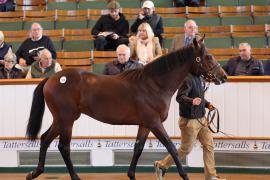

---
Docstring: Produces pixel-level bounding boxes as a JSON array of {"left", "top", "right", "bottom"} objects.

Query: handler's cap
[
  {"left": 142, "top": 0, "right": 154, "bottom": 8},
  {"left": 107, "top": 1, "right": 120, "bottom": 9}
]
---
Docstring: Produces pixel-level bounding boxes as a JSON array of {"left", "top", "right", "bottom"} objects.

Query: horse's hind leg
[
  {"left": 58, "top": 120, "right": 80, "bottom": 180},
  {"left": 150, "top": 123, "right": 189, "bottom": 180},
  {"left": 26, "top": 124, "right": 59, "bottom": 180},
  {"left": 127, "top": 126, "right": 150, "bottom": 180}
]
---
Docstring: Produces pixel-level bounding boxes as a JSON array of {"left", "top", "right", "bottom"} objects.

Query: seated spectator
[
  {"left": 263, "top": 59, "right": 270, "bottom": 75},
  {"left": 91, "top": 1, "right": 129, "bottom": 51},
  {"left": 223, "top": 43, "right": 264, "bottom": 76},
  {"left": 16, "top": 22, "right": 56, "bottom": 73},
  {"left": 174, "top": 0, "right": 200, "bottom": 7},
  {"left": 0, "top": 30, "right": 13, "bottom": 66},
  {"left": 0, "top": 0, "right": 14, "bottom": 12},
  {"left": 171, "top": 19, "right": 200, "bottom": 51},
  {"left": 26, "top": 48, "right": 61, "bottom": 79},
  {"left": 103, "top": 44, "right": 143, "bottom": 75},
  {"left": 0, "top": 53, "right": 24, "bottom": 79},
  {"left": 131, "top": 0, "right": 164, "bottom": 45},
  {"left": 129, "top": 22, "right": 162, "bottom": 65}
]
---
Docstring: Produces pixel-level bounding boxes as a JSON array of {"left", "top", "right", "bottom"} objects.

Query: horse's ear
[
  {"left": 193, "top": 34, "right": 206, "bottom": 48},
  {"left": 198, "top": 34, "right": 206, "bottom": 44},
  {"left": 193, "top": 38, "right": 199, "bottom": 48}
]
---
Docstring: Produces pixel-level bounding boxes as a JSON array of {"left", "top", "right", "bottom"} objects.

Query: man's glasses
[{"left": 4, "top": 60, "right": 14, "bottom": 63}]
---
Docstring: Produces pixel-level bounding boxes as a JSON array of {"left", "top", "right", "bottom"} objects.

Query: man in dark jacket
[
  {"left": 174, "top": 0, "right": 200, "bottom": 7},
  {"left": 91, "top": 1, "right": 129, "bottom": 51},
  {"left": 223, "top": 43, "right": 264, "bottom": 76},
  {"left": 154, "top": 73, "right": 226, "bottom": 180},
  {"left": 103, "top": 44, "right": 143, "bottom": 75},
  {"left": 130, "top": 0, "right": 164, "bottom": 45}
]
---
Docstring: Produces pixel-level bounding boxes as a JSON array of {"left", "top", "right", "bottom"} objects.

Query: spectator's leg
[
  {"left": 174, "top": 0, "right": 185, "bottom": 7},
  {"left": 5, "top": 1, "right": 15, "bottom": 11},
  {"left": 104, "top": 39, "right": 116, "bottom": 51},
  {"left": 189, "top": 0, "right": 200, "bottom": 7},
  {"left": 116, "top": 37, "right": 129, "bottom": 46},
  {"left": 0, "top": 4, "right": 6, "bottom": 12},
  {"left": 94, "top": 36, "right": 107, "bottom": 51}
]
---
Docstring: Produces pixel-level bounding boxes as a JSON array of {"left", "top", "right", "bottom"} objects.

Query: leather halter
[{"left": 194, "top": 56, "right": 221, "bottom": 82}]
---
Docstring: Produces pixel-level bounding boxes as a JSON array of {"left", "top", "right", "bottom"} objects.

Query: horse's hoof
[
  {"left": 71, "top": 175, "right": 81, "bottom": 180},
  {"left": 26, "top": 172, "right": 33, "bottom": 180},
  {"left": 182, "top": 175, "right": 189, "bottom": 180}
]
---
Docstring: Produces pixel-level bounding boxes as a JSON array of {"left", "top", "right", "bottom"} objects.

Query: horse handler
[{"left": 154, "top": 73, "right": 226, "bottom": 180}]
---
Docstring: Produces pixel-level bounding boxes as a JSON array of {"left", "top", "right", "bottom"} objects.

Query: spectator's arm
[
  {"left": 15, "top": 43, "right": 23, "bottom": 63},
  {"left": 25, "top": 67, "right": 32, "bottom": 79},
  {"left": 130, "top": 18, "right": 143, "bottom": 34},
  {"left": 91, "top": 17, "right": 104, "bottom": 36},
  {"left": 47, "top": 38, "right": 57, "bottom": 59},
  {"left": 153, "top": 17, "right": 164, "bottom": 37},
  {"left": 119, "top": 20, "right": 129, "bottom": 38},
  {"left": 222, "top": 60, "right": 230, "bottom": 75},
  {"left": 258, "top": 60, "right": 264, "bottom": 75}
]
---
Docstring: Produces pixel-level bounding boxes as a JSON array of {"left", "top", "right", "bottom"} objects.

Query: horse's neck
[{"left": 152, "top": 62, "right": 192, "bottom": 96}]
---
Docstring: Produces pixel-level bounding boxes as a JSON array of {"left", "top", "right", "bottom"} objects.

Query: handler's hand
[
  {"left": 208, "top": 104, "right": 215, "bottom": 111},
  {"left": 192, "top": 97, "right": 201, "bottom": 106}
]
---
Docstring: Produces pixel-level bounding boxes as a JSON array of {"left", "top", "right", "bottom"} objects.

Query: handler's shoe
[{"left": 154, "top": 161, "right": 167, "bottom": 180}]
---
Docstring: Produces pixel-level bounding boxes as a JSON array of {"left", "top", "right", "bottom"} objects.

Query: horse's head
[{"left": 191, "top": 36, "right": 227, "bottom": 85}]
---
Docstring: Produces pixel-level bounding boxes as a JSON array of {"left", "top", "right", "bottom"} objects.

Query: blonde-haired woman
[{"left": 129, "top": 22, "right": 162, "bottom": 65}]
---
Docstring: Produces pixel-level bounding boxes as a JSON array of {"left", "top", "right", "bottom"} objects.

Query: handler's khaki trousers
[{"left": 157, "top": 116, "right": 217, "bottom": 180}]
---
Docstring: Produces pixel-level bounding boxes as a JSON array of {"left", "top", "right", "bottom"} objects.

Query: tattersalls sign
[{"left": 0, "top": 139, "right": 269, "bottom": 152}]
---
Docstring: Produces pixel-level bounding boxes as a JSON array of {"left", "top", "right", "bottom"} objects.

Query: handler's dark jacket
[
  {"left": 176, "top": 74, "right": 210, "bottom": 119},
  {"left": 222, "top": 56, "right": 264, "bottom": 76},
  {"left": 91, "top": 13, "right": 129, "bottom": 38},
  {"left": 103, "top": 59, "right": 143, "bottom": 75}
]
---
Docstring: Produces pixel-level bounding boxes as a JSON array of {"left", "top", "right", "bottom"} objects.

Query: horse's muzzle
[{"left": 214, "top": 74, "right": 227, "bottom": 85}]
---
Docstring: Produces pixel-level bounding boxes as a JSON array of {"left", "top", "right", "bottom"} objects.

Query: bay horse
[{"left": 26, "top": 38, "right": 226, "bottom": 180}]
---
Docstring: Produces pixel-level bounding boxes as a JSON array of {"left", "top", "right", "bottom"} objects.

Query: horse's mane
[{"left": 118, "top": 45, "right": 195, "bottom": 81}]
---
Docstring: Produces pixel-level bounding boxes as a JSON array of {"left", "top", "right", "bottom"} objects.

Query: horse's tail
[{"left": 26, "top": 78, "right": 49, "bottom": 141}]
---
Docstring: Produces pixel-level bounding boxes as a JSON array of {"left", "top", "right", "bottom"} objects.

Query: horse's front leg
[
  {"left": 127, "top": 126, "right": 150, "bottom": 180},
  {"left": 150, "top": 123, "right": 189, "bottom": 180}
]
